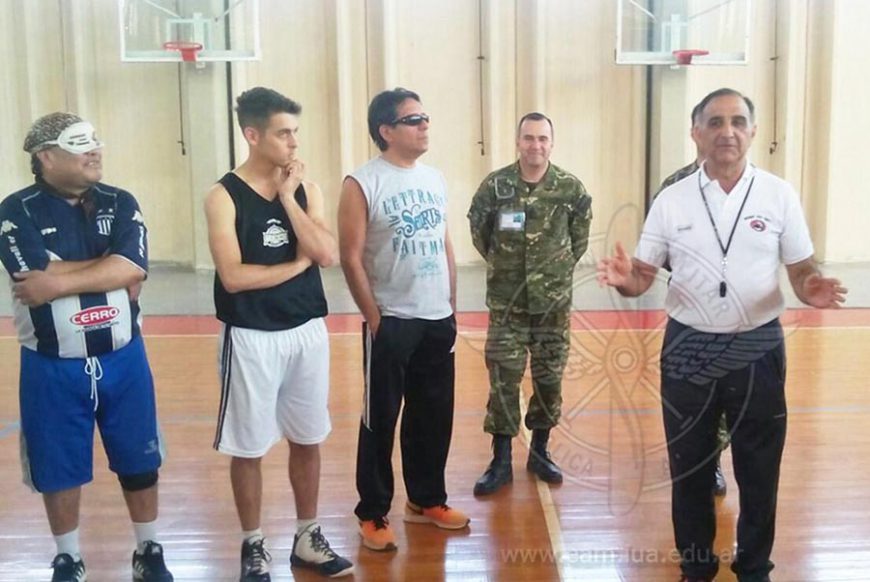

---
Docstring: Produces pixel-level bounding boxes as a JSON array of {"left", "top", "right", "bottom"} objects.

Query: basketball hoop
[
  {"left": 163, "top": 41, "right": 203, "bottom": 63},
  {"left": 672, "top": 49, "right": 709, "bottom": 66}
]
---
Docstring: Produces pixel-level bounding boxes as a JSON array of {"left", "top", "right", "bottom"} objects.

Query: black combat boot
[
  {"left": 527, "top": 429, "right": 563, "bottom": 484},
  {"left": 473, "top": 435, "right": 513, "bottom": 496}
]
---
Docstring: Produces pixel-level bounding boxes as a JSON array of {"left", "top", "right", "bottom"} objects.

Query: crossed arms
[
  {"left": 13, "top": 256, "right": 145, "bottom": 307},
  {"left": 203, "top": 176, "right": 337, "bottom": 294}
]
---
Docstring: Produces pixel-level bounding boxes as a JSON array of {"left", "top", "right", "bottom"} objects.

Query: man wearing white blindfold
[{"left": 0, "top": 112, "right": 174, "bottom": 581}]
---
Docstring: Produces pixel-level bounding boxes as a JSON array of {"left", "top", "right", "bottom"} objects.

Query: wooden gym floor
[{"left": 1, "top": 309, "right": 869, "bottom": 581}]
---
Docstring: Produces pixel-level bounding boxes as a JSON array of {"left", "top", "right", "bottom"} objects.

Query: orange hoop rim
[
  {"left": 162, "top": 41, "right": 203, "bottom": 62},
  {"left": 672, "top": 49, "right": 710, "bottom": 66}
]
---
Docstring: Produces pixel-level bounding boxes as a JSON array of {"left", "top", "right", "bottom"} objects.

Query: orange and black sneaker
[
  {"left": 358, "top": 516, "right": 397, "bottom": 551},
  {"left": 403, "top": 502, "right": 470, "bottom": 530}
]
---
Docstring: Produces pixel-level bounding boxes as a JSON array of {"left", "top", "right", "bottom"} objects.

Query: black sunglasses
[{"left": 391, "top": 113, "right": 430, "bottom": 126}]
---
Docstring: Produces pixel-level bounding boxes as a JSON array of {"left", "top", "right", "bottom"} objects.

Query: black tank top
[{"left": 213, "top": 172, "right": 328, "bottom": 330}]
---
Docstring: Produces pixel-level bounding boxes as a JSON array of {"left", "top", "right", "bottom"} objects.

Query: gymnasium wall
[{"left": 1, "top": 0, "right": 868, "bottom": 267}]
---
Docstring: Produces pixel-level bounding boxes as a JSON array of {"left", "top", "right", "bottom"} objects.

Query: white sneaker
[{"left": 290, "top": 524, "right": 354, "bottom": 578}]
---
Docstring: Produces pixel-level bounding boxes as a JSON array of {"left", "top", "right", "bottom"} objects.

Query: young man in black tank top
[{"left": 204, "top": 87, "right": 352, "bottom": 580}]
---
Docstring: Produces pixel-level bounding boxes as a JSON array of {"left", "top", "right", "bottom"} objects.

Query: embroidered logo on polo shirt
[
  {"left": 745, "top": 215, "right": 771, "bottom": 233},
  {"left": 262, "top": 218, "right": 289, "bottom": 248},
  {"left": 0, "top": 220, "right": 16, "bottom": 235}
]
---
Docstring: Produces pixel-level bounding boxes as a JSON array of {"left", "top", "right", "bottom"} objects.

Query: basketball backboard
[
  {"left": 119, "top": 0, "right": 260, "bottom": 62},
  {"left": 616, "top": 0, "right": 751, "bottom": 66}
]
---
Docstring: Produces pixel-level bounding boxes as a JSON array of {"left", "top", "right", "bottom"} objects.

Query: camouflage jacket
[
  {"left": 467, "top": 161, "right": 592, "bottom": 313},
  {"left": 656, "top": 159, "right": 700, "bottom": 197}
]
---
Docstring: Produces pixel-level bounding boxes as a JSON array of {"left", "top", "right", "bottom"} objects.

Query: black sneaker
[
  {"left": 132, "top": 541, "right": 174, "bottom": 581},
  {"left": 51, "top": 553, "right": 86, "bottom": 582},
  {"left": 713, "top": 461, "right": 727, "bottom": 496},
  {"left": 290, "top": 525, "right": 354, "bottom": 578},
  {"left": 240, "top": 537, "right": 272, "bottom": 582}
]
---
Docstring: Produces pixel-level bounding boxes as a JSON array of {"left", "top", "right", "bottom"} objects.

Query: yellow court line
[{"left": 519, "top": 396, "right": 566, "bottom": 581}]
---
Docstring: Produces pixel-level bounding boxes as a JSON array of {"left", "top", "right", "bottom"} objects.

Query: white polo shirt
[{"left": 635, "top": 163, "right": 814, "bottom": 333}]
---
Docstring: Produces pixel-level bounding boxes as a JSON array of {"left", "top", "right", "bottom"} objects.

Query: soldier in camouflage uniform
[
  {"left": 467, "top": 112, "right": 592, "bottom": 496},
  {"left": 658, "top": 159, "right": 700, "bottom": 192},
  {"left": 656, "top": 100, "right": 729, "bottom": 497},
  {"left": 656, "top": 100, "right": 705, "bottom": 194}
]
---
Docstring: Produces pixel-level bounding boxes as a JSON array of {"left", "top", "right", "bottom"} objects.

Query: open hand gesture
[
  {"left": 802, "top": 274, "right": 847, "bottom": 309},
  {"left": 596, "top": 242, "right": 633, "bottom": 288}
]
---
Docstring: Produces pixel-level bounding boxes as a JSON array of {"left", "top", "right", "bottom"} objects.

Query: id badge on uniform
[{"left": 499, "top": 210, "right": 525, "bottom": 231}]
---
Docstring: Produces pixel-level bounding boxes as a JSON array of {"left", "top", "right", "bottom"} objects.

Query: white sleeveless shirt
[{"left": 349, "top": 156, "right": 452, "bottom": 320}]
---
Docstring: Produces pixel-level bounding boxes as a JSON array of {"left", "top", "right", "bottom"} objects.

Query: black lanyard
[{"left": 698, "top": 171, "right": 755, "bottom": 297}]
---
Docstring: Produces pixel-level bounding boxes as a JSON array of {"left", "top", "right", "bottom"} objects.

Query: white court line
[
  {"left": 2, "top": 325, "right": 868, "bottom": 341},
  {"left": 455, "top": 325, "right": 870, "bottom": 336},
  {"left": 141, "top": 333, "right": 220, "bottom": 338},
  {"left": 518, "top": 396, "right": 566, "bottom": 581},
  {"left": 145, "top": 332, "right": 360, "bottom": 338}
]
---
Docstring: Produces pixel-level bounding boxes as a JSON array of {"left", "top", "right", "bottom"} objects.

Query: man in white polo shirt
[
  {"left": 656, "top": 101, "right": 730, "bottom": 499},
  {"left": 597, "top": 88, "right": 847, "bottom": 582}
]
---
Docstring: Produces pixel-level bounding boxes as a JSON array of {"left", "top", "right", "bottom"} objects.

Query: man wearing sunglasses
[
  {"left": 0, "top": 112, "right": 173, "bottom": 581},
  {"left": 468, "top": 112, "right": 593, "bottom": 496},
  {"left": 338, "top": 87, "right": 469, "bottom": 553}
]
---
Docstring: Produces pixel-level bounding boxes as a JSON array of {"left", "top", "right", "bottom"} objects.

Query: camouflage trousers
[{"left": 483, "top": 308, "right": 570, "bottom": 436}]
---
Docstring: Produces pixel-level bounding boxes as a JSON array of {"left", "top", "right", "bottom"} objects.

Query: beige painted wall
[
  {"left": 803, "top": 0, "right": 834, "bottom": 261},
  {"left": 0, "top": 2, "right": 66, "bottom": 195},
  {"left": 2, "top": 0, "right": 869, "bottom": 268},
  {"left": 0, "top": 0, "right": 194, "bottom": 265},
  {"left": 819, "top": 0, "right": 870, "bottom": 262},
  {"left": 536, "top": 0, "right": 647, "bottom": 262}
]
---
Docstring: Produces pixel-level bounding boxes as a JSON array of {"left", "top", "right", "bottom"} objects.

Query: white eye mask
[{"left": 42, "top": 122, "right": 104, "bottom": 154}]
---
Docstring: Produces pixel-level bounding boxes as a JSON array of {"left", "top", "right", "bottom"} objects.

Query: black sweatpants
[
  {"left": 354, "top": 314, "right": 457, "bottom": 521},
  {"left": 661, "top": 318, "right": 786, "bottom": 581}
]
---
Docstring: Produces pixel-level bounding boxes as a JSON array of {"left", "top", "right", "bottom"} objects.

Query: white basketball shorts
[{"left": 213, "top": 317, "right": 332, "bottom": 457}]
